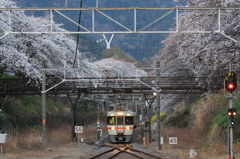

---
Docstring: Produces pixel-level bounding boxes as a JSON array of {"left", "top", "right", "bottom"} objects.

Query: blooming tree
[
  {"left": 152, "top": 0, "right": 240, "bottom": 110},
  {"left": 153, "top": 0, "right": 240, "bottom": 84},
  {"left": 0, "top": 0, "right": 147, "bottom": 83}
]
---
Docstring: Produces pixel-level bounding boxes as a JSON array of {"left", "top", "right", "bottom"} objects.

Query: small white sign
[
  {"left": 75, "top": 126, "right": 83, "bottom": 133},
  {"left": 169, "top": 137, "right": 177, "bottom": 144},
  {"left": 0, "top": 134, "right": 7, "bottom": 143}
]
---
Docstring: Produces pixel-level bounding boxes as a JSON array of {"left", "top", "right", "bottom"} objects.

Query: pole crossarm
[{"left": 0, "top": 7, "right": 239, "bottom": 43}]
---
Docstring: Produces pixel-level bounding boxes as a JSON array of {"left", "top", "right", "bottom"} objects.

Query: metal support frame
[
  {"left": 0, "top": 7, "right": 239, "bottom": 43},
  {"left": 97, "top": 99, "right": 105, "bottom": 141},
  {"left": 41, "top": 66, "right": 156, "bottom": 94},
  {"left": 67, "top": 93, "right": 81, "bottom": 142},
  {"left": 42, "top": 61, "right": 47, "bottom": 148},
  {"left": 156, "top": 61, "right": 161, "bottom": 150},
  {"left": 144, "top": 94, "right": 156, "bottom": 144},
  {"left": 228, "top": 60, "right": 234, "bottom": 159}
]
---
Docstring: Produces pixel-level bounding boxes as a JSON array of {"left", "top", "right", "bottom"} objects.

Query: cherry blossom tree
[
  {"left": 0, "top": 0, "right": 147, "bottom": 83},
  {"left": 152, "top": 0, "right": 240, "bottom": 111},
  {"left": 94, "top": 58, "right": 147, "bottom": 78},
  {"left": 153, "top": 0, "right": 240, "bottom": 84}
]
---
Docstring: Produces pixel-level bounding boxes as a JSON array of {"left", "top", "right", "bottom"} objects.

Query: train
[{"left": 107, "top": 109, "right": 137, "bottom": 143}]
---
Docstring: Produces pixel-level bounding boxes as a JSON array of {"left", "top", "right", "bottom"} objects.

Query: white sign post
[
  {"left": 169, "top": 137, "right": 177, "bottom": 144},
  {"left": 75, "top": 126, "right": 83, "bottom": 151}
]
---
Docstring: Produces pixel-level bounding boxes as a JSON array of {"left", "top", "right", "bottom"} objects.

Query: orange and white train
[{"left": 107, "top": 109, "right": 137, "bottom": 143}]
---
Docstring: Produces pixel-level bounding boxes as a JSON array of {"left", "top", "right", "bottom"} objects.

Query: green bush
[
  {"left": 0, "top": 95, "right": 67, "bottom": 130},
  {"left": 212, "top": 98, "right": 240, "bottom": 129}
]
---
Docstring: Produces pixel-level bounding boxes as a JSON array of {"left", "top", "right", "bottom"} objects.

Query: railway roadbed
[
  {"left": 88, "top": 143, "right": 179, "bottom": 159},
  {"left": 3, "top": 142, "right": 180, "bottom": 159}
]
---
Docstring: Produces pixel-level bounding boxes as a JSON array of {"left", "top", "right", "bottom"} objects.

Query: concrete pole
[
  {"left": 156, "top": 61, "right": 161, "bottom": 150},
  {"left": 42, "top": 60, "right": 47, "bottom": 148}
]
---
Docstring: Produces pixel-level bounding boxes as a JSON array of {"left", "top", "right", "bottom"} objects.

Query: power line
[{"left": 73, "top": 0, "right": 83, "bottom": 67}]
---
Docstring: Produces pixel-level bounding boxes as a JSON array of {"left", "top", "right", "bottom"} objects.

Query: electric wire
[{"left": 73, "top": 0, "right": 83, "bottom": 68}]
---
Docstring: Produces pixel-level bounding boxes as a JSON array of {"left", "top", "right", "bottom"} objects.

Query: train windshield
[
  {"left": 107, "top": 116, "right": 116, "bottom": 125},
  {"left": 125, "top": 116, "right": 134, "bottom": 125},
  {"left": 117, "top": 116, "right": 124, "bottom": 125}
]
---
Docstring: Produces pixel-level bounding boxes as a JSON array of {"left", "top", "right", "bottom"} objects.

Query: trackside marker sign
[
  {"left": 75, "top": 126, "right": 83, "bottom": 133},
  {"left": 169, "top": 137, "right": 177, "bottom": 144}
]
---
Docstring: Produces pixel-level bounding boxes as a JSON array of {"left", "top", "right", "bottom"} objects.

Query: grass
[
  {"left": 213, "top": 98, "right": 240, "bottom": 128},
  {"left": 152, "top": 92, "right": 240, "bottom": 158},
  {"left": 2, "top": 123, "right": 107, "bottom": 152}
]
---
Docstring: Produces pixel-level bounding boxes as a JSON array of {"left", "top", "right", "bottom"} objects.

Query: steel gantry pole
[
  {"left": 156, "top": 61, "right": 161, "bottom": 150},
  {"left": 42, "top": 60, "right": 47, "bottom": 148},
  {"left": 228, "top": 60, "right": 234, "bottom": 159}
]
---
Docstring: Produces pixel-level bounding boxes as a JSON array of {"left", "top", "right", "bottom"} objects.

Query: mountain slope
[{"left": 13, "top": 0, "right": 185, "bottom": 61}]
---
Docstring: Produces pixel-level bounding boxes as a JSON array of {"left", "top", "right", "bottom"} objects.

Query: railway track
[{"left": 90, "top": 144, "right": 166, "bottom": 159}]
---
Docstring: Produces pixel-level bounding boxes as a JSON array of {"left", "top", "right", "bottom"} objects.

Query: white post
[
  {"left": 0, "top": 146, "right": 2, "bottom": 159},
  {"left": 78, "top": 133, "right": 80, "bottom": 151}
]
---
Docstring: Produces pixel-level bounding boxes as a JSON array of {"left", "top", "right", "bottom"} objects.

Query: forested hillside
[{"left": 12, "top": 0, "right": 186, "bottom": 61}]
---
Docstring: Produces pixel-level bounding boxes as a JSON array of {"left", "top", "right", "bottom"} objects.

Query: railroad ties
[{"left": 90, "top": 143, "right": 178, "bottom": 159}]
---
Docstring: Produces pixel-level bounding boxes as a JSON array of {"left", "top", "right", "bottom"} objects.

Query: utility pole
[
  {"left": 42, "top": 60, "right": 46, "bottom": 148},
  {"left": 156, "top": 61, "right": 161, "bottom": 150}
]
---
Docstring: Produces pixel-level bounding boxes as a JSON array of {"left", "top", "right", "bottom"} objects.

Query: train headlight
[
  {"left": 117, "top": 112, "right": 124, "bottom": 116},
  {"left": 126, "top": 127, "right": 130, "bottom": 130},
  {"left": 111, "top": 127, "right": 116, "bottom": 130}
]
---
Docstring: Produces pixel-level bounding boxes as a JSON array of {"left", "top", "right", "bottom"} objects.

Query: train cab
[{"left": 107, "top": 109, "right": 137, "bottom": 143}]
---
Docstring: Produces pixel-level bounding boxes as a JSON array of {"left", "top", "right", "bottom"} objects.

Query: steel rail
[
  {"left": 89, "top": 144, "right": 117, "bottom": 159},
  {"left": 125, "top": 144, "right": 163, "bottom": 159}
]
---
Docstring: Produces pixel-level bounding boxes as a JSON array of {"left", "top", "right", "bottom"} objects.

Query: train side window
[
  {"left": 107, "top": 117, "right": 116, "bottom": 125},
  {"left": 125, "top": 116, "right": 133, "bottom": 125}
]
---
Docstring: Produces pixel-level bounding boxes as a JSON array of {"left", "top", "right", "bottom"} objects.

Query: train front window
[
  {"left": 117, "top": 116, "right": 124, "bottom": 125},
  {"left": 107, "top": 116, "right": 116, "bottom": 125},
  {"left": 125, "top": 116, "right": 134, "bottom": 125}
]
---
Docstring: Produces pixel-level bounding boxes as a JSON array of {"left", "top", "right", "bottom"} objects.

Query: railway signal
[
  {"left": 227, "top": 108, "right": 237, "bottom": 127},
  {"left": 225, "top": 72, "right": 237, "bottom": 92},
  {"left": 227, "top": 108, "right": 237, "bottom": 118}
]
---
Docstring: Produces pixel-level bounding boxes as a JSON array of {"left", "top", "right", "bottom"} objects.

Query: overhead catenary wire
[{"left": 73, "top": 0, "right": 83, "bottom": 68}]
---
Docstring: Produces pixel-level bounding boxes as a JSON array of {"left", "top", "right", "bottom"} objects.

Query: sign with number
[
  {"left": 169, "top": 137, "right": 177, "bottom": 144},
  {"left": 75, "top": 126, "right": 83, "bottom": 133}
]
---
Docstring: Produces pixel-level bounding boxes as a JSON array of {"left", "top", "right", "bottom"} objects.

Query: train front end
[{"left": 107, "top": 110, "right": 136, "bottom": 143}]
